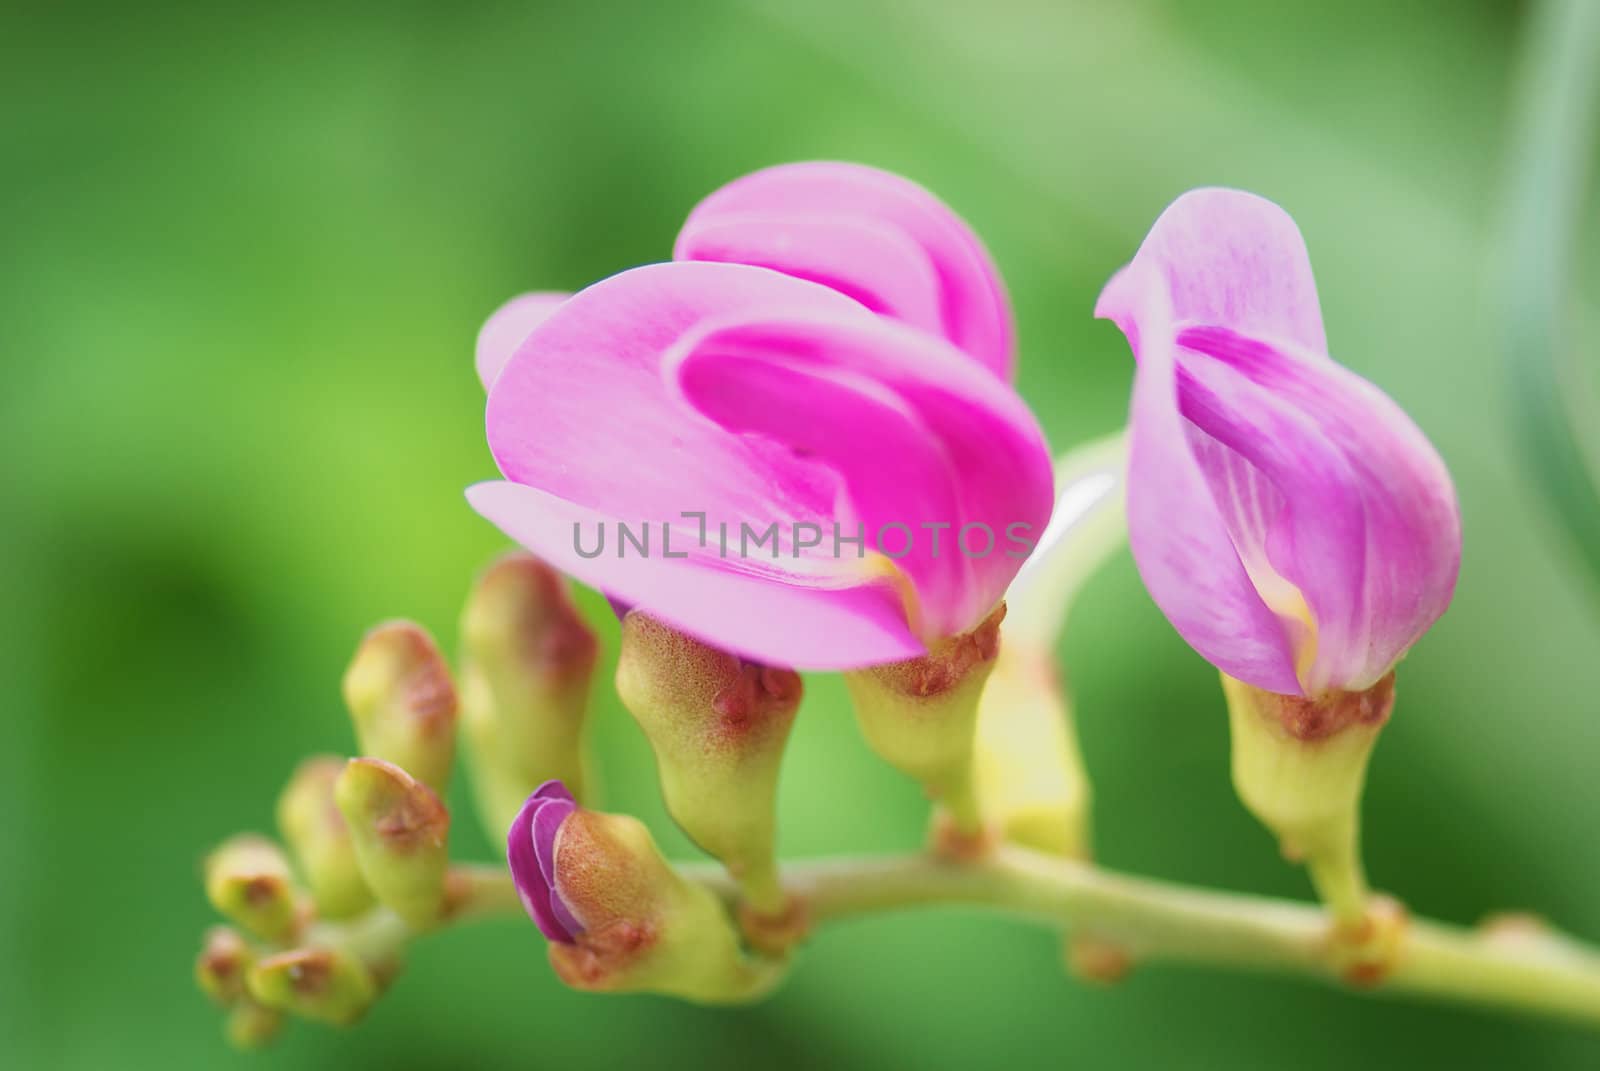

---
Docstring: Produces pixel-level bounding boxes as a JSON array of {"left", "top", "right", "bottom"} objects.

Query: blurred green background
[{"left": 5, "top": 0, "right": 1600, "bottom": 1067}]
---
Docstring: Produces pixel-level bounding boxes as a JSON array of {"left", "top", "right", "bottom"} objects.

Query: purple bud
[{"left": 506, "top": 780, "right": 583, "bottom": 943}]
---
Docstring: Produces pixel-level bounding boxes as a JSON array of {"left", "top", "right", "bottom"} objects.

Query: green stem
[{"left": 311, "top": 849, "right": 1600, "bottom": 1027}]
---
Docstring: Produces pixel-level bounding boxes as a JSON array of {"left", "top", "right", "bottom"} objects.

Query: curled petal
[
  {"left": 666, "top": 312, "right": 1054, "bottom": 638},
  {"left": 506, "top": 783, "right": 581, "bottom": 943},
  {"left": 1099, "top": 188, "right": 1460, "bottom": 695},
  {"left": 676, "top": 162, "right": 1015, "bottom": 379},
  {"left": 476, "top": 292, "right": 568, "bottom": 389}
]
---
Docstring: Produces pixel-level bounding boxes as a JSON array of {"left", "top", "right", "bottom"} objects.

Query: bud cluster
[{"left": 194, "top": 554, "right": 606, "bottom": 1046}]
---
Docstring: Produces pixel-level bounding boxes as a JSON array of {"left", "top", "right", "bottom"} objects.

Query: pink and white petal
[
  {"left": 486, "top": 262, "right": 873, "bottom": 538},
  {"left": 1174, "top": 342, "right": 1368, "bottom": 693},
  {"left": 466, "top": 481, "right": 924, "bottom": 670},
  {"left": 676, "top": 213, "right": 945, "bottom": 337},
  {"left": 1178, "top": 325, "right": 1461, "bottom": 691},
  {"left": 476, "top": 291, "right": 568, "bottom": 390},
  {"left": 666, "top": 313, "right": 1054, "bottom": 637},
  {"left": 676, "top": 162, "right": 1015, "bottom": 379},
  {"left": 1100, "top": 189, "right": 1327, "bottom": 359},
  {"left": 1100, "top": 282, "right": 1303, "bottom": 694}
]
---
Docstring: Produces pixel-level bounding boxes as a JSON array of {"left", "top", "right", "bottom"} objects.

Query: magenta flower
[
  {"left": 468, "top": 165, "right": 1054, "bottom": 670},
  {"left": 506, "top": 780, "right": 582, "bottom": 944},
  {"left": 1096, "top": 188, "right": 1461, "bottom": 697}
]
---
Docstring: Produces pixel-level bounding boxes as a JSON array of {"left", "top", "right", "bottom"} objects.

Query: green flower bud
[
  {"left": 195, "top": 926, "right": 254, "bottom": 1005},
  {"left": 1222, "top": 671, "right": 1394, "bottom": 928},
  {"left": 343, "top": 621, "right": 459, "bottom": 793},
  {"left": 334, "top": 758, "right": 449, "bottom": 929},
  {"left": 844, "top": 604, "right": 1006, "bottom": 851},
  {"left": 969, "top": 432, "right": 1125, "bottom": 858},
  {"left": 204, "top": 835, "right": 302, "bottom": 942},
  {"left": 224, "top": 999, "right": 284, "bottom": 1049},
  {"left": 247, "top": 947, "right": 378, "bottom": 1026},
  {"left": 615, "top": 612, "right": 799, "bottom": 917},
  {"left": 973, "top": 644, "right": 1090, "bottom": 858},
  {"left": 521, "top": 802, "right": 785, "bottom": 1004},
  {"left": 459, "top": 553, "right": 599, "bottom": 833},
  {"left": 277, "top": 756, "right": 373, "bottom": 919}
]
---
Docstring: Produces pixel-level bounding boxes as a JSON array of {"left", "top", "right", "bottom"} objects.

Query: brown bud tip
[
  {"left": 342, "top": 620, "right": 459, "bottom": 790},
  {"left": 334, "top": 758, "right": 450, "bottom": 927},
  {"left": 335, "top": 758, "right": 448, "bottom": 854},
  {"left": 465, "top": 552, "right": 599, "bottom": 688},
  {"left": 248, "top": 947, "right": 378, "bottom": 1026},
  {"left": 204, "top": 835, "right": 301, "bottom": 942},
  {"left": 195, "top": 926, "right": 254, "bottom": 1005}
]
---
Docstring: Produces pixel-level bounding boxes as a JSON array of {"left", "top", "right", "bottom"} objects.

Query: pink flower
[
  {"left": 1097, "top": 188, "right": 1461, "bottom": 697},
  {"left": 468, "top": 164, "right": 1054, "bottom": 670}
]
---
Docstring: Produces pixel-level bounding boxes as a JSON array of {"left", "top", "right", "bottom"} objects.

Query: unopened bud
[
  {"left": 334, "top": 758, "right": 449, "bottom": 929},
  {"left": 507, "top": 782, "right": 784, "bottom": 1003},
  {"left": 196, "top": 926, "right": 254, "bottom": 1005},
  {"left": 615, "top": 613, "right": 799, "bottom": 916},
  {"left": 459, "top": 553, "right": 599, "bottom": 834},
  {"left": 844, "top": 604, "right": 1006, "bottom": 844},
  {"left": 343, "top": 621, "right": 459, "bottom": 792},
  {"left": 973, "top": 645, "right": 1090, "bottom": 858},
  {"left": 204, "top": 835, "right": 301, "bottom": 942},
  {"left": 247, "top": 947, "right": 378, "bottom": 1026},
  {"left": 225, "top": 1000, "right": 284, "bottom": 1049},
  {"left": 277, "top": 756, "right": 373, "bottom": 919},
  {"left": 1222, "top": 672, "right": 1395, "bottom": 926}
]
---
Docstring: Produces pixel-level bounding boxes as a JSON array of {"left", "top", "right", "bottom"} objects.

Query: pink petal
[
  {"left": 506, "top": 788, "right": 578, "bottom": 943},
  {"left": 665, "top": 312, "right": 1054, "bottom": 638},
  {"left": 486, "top": 262, "right": 868, "bottom": 541},
  {"left": 1098, "top": 187, "right": 1325, "bottom": 358},
  {"left": 1179, "top": 326, "right": 1460, "bottom": 693},
  {"left": 476, "top": 291, "right": 568, "bottom": 389},
  {"left": 675, "top": 162, "right": 1015, "bottom": 380},
  {"left": 1099, "top": 188, "right": 1460, "bottom": 695},
  {"left": 1102, "top": 284, "right": 1304, "bottom": 694},
  {"left": 467, "top": 481, "right": 924, "bottom": 669}
]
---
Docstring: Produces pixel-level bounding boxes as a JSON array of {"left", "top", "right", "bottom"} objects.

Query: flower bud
[
  {"left": 507, "top": 782, "right": 784, "bottom": 1003},
  {"left": 342, "top": 621, "right": 459, "bottom": 793},
  {"left": 1223, "top": 672, "right": 1394, "bottom": 926},
  {"left": 225, "top": 1000, "right": 284, "bottom": 1049},
  {"left": 615, "top": 612, "right": 799, "bottom": 915},
  {"left": 195, "top": 926, "right": 254, "bottom": 1005},
  {"left": 844, "top": 604, "right": 1006, "bottom": 846},
  {"left": 969, "top": 434, "right": 1126, "bottom": 859},
  {"left": 204, "top": 835, "right": 302, "bottom": 942},
  {"left": 247, "top": 946, "right": 378, "bottom": 1026},
  {"left": 972, "top": 646, "right": 1090, "bottom": 858},
  {"left": 334, "top": 758, "right": 449, "bottom": 929},
  {"left": 277, "top": 756, "right": 373, "bottom": 919},
  {"left": 459, "top": 552, "right": 599, "bottom": 834}
]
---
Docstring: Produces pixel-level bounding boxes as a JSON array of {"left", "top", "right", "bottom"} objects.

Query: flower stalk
[{"left": 282, "top": 849, "right": 1600, "bottom": 1028}]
